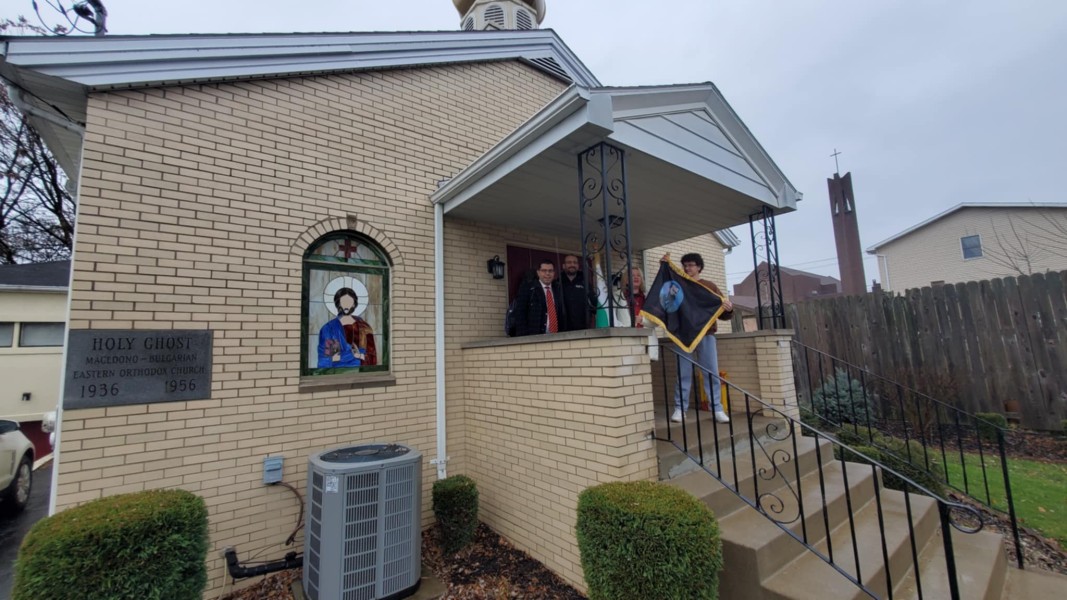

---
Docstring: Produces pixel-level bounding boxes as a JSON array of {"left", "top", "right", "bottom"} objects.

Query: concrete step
[
  {"left": 663, "top": 417, "right": 1026, "bottom": 600},
  {"left": 1001, "top": 565, "right": 1067, "bottom": 599},
  {"left": 656, "top": 411, "right": 791, "bottom": 480},
  {"left": 665, "top": 434, "right": 836, "bottom": 520},
  {"left": 715, "top": 460, "right": 879, "bottom": 600},
  {"left": 894, "top": 526, "right": 1007, "bottom": 600},
  {"left": 760, "top": 484, "right": 940, "bottom": 600}
]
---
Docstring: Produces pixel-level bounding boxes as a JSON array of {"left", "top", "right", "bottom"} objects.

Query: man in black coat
[
  {"left": 558, "top": 254, "right": 596, "bottom": 332},
  {"left": 513, "top": 259, "right": 563, "bottom": 336}
]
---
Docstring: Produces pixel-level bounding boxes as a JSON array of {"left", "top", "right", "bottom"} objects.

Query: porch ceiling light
[
  {"left": 597, "top": 214, "right": 626, "bottom": 229},
  {"left": 486, "top": 255, "right": 505, "bottom": 279}
]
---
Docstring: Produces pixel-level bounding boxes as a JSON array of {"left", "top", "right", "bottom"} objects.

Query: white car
[{"left": 0, "top": 419, "right": 34, "bottom": 514}]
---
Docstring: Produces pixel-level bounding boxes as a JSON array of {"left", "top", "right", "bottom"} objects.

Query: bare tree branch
[
  {"left": 982, "top": 211, "right": 1067, "bottom": 277},
  {"left": 0, "top": 17, "right": 78, "bottom": 264}
]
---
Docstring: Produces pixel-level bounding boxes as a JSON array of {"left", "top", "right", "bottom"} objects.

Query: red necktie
[{"left": 545, "top": 286, "right": 558, "bottom": 333}]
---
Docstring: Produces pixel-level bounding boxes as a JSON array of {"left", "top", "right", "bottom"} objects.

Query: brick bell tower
[{"left": 828, "top": 165, "right": 866, "bottom": 296}]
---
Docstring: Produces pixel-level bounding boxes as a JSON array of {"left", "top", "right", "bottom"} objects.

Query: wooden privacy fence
[{"left": 781, "top": 270, "right": 1067, "bottom": 430}]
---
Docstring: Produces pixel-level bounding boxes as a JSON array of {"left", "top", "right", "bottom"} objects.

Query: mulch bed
[
  {"left": 218, "top": 524, "right": 585, "bottom": 600},
  {"left": 422, "top": 524, "right": 585, "bottom": 600},
  {"left": 871, "top": 422, "right": 1067, "bottom": 463}
]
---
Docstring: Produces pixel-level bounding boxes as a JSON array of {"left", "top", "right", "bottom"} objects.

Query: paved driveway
[{"left": 0, "top": 461, "right": 52, "bottom": 599}]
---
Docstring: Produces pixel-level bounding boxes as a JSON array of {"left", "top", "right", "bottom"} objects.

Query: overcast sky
[{"left": 5, "top": 0, "right": 1066, "bottom": 290}]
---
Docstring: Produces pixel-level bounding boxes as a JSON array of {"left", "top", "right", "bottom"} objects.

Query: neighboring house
[
  {"left": 732, "top": 262, "right": 842, "bottom": 306},
  {"left": 867, "top": 202, "right": 1067, "bottom": 292},
  {"left": 0, "top": 261, "right": 69, "bottom": 456},
  {"left": 0, "top": 2, "right": 803, "bottom": 596}
]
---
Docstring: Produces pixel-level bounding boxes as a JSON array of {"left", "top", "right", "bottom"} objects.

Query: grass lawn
[{"left": 942, "top": 453, "right": 1067, "bottom": 548}]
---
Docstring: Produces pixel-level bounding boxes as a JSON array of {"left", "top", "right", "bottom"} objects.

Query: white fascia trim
[
  {"left": 714, "top": 229, "right": 742, "bottom": 248},
  {"left": 0, "top": 285, "right": 68, "bottom": 293},
  {"left": 432, "top": 85, "right": 614, "bottom": 213},
  {"left": 2, "top": 30, "right": 600, "bottom": 90},
  {"left": 866, "top": 202, "right": 1067, "bottom": 253}
]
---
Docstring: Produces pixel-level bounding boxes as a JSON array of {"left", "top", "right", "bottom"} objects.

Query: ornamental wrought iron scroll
[
  {"left": 749, "top": 205, "right": 786, "bottom": 330},
  {"left": 577, "top": 142, "right": 634, "bottom": 327}
]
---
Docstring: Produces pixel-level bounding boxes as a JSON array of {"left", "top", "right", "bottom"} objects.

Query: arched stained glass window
[{"left": 302, "top": 232, "right": 390, "bottom": 376}]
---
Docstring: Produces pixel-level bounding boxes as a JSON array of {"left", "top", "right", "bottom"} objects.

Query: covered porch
[{"left": 434, "top": 83, "right": 803, "bottom": 591}]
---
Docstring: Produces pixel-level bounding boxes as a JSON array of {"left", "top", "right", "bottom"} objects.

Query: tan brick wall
[
  {"left": 60, "top": 61, "right": 566, "bottom": 595},
  {"left": 441, "top": 219, "right": 581, "bottom": 477},
  {"left": 460, "top": 333, "right": 658, "bottom": 591},
  {"left": 875, "top": 206, "right": 1067, "bottom": 292},
  {"left": 644, "top": 234, "right": 732, "bottom": 333}
]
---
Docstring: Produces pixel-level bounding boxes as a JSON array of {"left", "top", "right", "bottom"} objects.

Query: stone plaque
[{"left": 64, "top": 330, "right": 213, "bottom": 409}]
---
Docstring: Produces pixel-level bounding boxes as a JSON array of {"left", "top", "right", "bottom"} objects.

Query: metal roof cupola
[{"left": 453, "top": 0, "right": 546, "bottom": 30}]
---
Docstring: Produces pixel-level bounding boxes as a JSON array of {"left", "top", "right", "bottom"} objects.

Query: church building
[{"left": 0, "top": 1, "right": 800, "bottom": 594}]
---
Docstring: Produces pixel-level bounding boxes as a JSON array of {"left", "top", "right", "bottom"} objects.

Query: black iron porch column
[
  {"left": 577, "top": 142, "right": 633, "bottom": 327},
  {"left": 749, "top": 205, "right": 786, "bottom": 330}
]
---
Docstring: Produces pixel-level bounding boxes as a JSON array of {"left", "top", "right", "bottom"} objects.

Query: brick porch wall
[{"left": 459, "top": 330, "right": 658, "bottom": 591}]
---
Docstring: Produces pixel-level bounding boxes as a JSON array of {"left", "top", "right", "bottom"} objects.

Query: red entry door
[{"left": 505, "top": 245, "right": 576, "bottom": 302}]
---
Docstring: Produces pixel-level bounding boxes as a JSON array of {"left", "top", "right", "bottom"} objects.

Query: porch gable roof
[{"left": 432, "top": 83, "right": 800, "bottom": 250}]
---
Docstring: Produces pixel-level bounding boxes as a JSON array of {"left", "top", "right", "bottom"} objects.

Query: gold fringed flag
[{"left": 640, "top": 258, "right": 726, "bottom": 352}]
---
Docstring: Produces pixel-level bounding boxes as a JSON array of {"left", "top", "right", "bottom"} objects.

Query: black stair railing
[
  {"left": 657, "top": 346, "right": 988, "bottom": 600},
  {"left": 790, "top": 340, "right": 1023, "bottom": 568}
]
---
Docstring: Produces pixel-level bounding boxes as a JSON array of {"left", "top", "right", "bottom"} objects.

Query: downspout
[
  {"left": 432, "top": 202, "right": 448, "bottom": 480},
  {"left": 48, "top": 126, "right": 87, "bottom": 516}
]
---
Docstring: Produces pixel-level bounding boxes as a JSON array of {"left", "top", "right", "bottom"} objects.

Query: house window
[
  {"left": 302, "top": 232, "right": 390, "bottom": 376},
  {"left": 961, "top": 235, "right": 982, "bottom": 259},
  {"left": 0, "top": 322, "right": 13, "bottom": 347},
  {"left": 19, "top": 322, "right": 65, "bottom": 347}
]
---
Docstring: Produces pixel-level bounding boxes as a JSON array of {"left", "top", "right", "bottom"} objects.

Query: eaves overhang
[{"left": 0, "top": 29, "right": 600, "bottom": 186}]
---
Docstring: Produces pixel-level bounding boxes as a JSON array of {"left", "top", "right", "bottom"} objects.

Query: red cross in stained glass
[{"left": 336, "top": 240, "right": 359, "bottom": 260}]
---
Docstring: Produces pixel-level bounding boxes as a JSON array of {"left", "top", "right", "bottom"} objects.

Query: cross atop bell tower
[{"left": 454, "top": 0, "right": 546, "bottom": 30}]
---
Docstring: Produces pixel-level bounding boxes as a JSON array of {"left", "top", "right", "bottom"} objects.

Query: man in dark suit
[{"left": 513, "top": 259, "right": 563, "bottom": 336}]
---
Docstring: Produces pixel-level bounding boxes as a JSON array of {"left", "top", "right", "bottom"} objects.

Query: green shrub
[
  {"left": 975, "top": 412, "right": 1007, "bottom": 441},
  {"left": 798, "top": 406, "right": 827, "bottom": 437},
  {"left": 834, "top": 426, "right": 870, "bottom": 448},
  {"left": 13, "top": 489, "right": 208, "bottom": 600},
  {"left": 432, "top": 474, "right": 479, "bottom": 554},
  {"left": 577, "top": 481, "right": 723, "bottom": 600},
  {"left": 811, "top": 368, "right": 874, "bottom": 426},
  {"left": 840, "top": 437, "right": 945, "bottom": 497}
]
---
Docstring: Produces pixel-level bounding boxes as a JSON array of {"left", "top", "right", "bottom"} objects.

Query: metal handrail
[
  {"left": 658, "top": 346, "right": 987, "bottom": 600},
  {"left": 790, "top": 340, "right": 1023, "bottom": 569}
]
